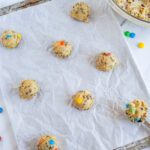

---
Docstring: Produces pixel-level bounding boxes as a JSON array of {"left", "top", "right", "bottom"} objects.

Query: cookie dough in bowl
[
  {"left": 71, "top": 2, "right": 91, "bottom": 22},
  {"left": 115, "top": 0, "right": 150, "bottom": 22},
  {"left": 125, "top": 99, "right": 148, "bottom": 123},
  {"left": 96, "top": 52, "right": 119, "bottom": 71},
  {"left": 37, "top": 135, "right": 58, "bottom": 150},
  {"left": 52, "top": 40, "right": 73, "bottom": 58},
  {"left": 19, "top": 80, "right": 40, "bottom": 100},
  {"left": 0, "top": 30, "right": 22, "bottom": 49},
  {"left": 72, "top": 90, "right": 94, "bottom": 110}
]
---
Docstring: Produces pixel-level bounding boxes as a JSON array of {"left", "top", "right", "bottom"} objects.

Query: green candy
[
  {"left": 124, "top": 31, "right": 130, "bottom": 37},
  {"left": 130, "top": 107, "right": 136, "bottom": 114}
]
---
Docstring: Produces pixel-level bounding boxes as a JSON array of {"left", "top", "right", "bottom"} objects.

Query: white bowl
[{"left": 108, "top": 0, "right": 150, "bottom": 28}]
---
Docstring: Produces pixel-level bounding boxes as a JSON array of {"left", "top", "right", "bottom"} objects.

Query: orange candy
[{"left": 59, "top": 40, "right": 65, "bottom": 46}]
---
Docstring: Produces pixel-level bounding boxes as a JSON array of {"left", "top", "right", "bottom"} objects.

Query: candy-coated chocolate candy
[
  {"left": 125, "top": 99, "right": 148, "bottom": 123},
  {"left": 49, "top": 139, "right": 55, "bottom": 145},
  {"left": 126, "top": 104, "right": 129, "bottom": 108},
  {"left": 138, "top": 42, "right": 145, "bottom": 48},
  {"left": 75, "top": 97, "right": 83, "bottom": 105},
  {"left": 130, "top": 33, "right": 136, "bottom": 38},
  {"left": 0, "top": 107, "right": 3, "bottom": 113},
  {"left": 124, "top": 31, "right": 130, "bottom": 37},
  {"left": 6, "top": 34, "right": 12, "bottom": 39}
]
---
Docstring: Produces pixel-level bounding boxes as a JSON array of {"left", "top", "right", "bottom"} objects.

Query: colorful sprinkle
[
  {"left": 49, "top": 139, "right": 55, "bottom": 145},
  {"left": 138, "top": 42, "right": 145, "bottom": 48},
  {"left": 124, "top": 31, "right": 130, "bottom": 37},
  {"left": 0, "top": 107, "right": 3, "bottom": 113},
  {"left": 129, "top": 33, "right": 136, "bottom": 38}
]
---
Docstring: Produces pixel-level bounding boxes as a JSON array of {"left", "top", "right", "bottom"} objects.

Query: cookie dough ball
[
  {"left": 125, "top": 99, "right": 148, "bottom": 123},
  {"left": 71, "top": 2, "right": 91, "bottom": 22},
  {"left": 1, "top": 30, "right": 22, "bottom": 49},
  {"left": 96, "top": 52, "right": 119, "bottom": 72},
  {"left": 72, "top": 90, "right": 94, "bottom": 110},
  {"left": 52, "top": 40, "right": 72, "bottom": 58},
  {"left": 19, "top": 80, "right": 39, "bottom": 100},
  {"left": 37, "top": 135, "right": 58, "bottom": 150}
]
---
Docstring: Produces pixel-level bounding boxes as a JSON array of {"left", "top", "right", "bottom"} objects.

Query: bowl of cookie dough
[{"left": 108, "top": 0, "right": 150, "bottom": 27}]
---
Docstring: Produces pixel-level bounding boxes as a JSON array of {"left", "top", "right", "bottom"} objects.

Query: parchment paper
[{"left": 0, "top": 0, "right": 149, "bottom": 150}]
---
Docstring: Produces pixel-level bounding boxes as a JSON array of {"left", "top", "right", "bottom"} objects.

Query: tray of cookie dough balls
[{"left": 0, "top": 0, "right": 150, "bottom": 150}]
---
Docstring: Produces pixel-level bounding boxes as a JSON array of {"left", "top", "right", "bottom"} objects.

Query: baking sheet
[
  {"left": 0, "top": 0, "right": 149, "bottom": 150},
  {"left": 0, "top": 0, "right": 23, "bottom": 8}
]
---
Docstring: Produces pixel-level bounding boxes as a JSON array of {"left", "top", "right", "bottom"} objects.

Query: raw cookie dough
[
  {"left": 52, "top": 40, "right": 72, "bottom": 58},
  {"left": 125, "top": 99, "right": 148, "bottom": 123},
  {"left": 0, "top": 30, "right": 22, "bottom": 49},
  {"left": 19, "top": 80, "right": 39, "bottom": 100},
  {"left": 37, "top": 135, "right": 58, "bottom": 150},
  {"left": 71, "top": 2, "right": 91, "bottom": 22},
  {"left": 96, "top": 52, "right": 119, "bottom": 72},
  {"left": 115, "top": 0, "right": 150, "bottom": 22},
  {"left": 72, "top": 90, "right": 94, "bottom": 110}
]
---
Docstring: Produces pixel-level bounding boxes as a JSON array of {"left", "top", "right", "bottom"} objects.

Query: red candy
[{"left": 102, "top": 52, "right": 111, "bottom": 56}]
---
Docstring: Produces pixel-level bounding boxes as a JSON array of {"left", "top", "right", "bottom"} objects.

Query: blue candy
[
  {"left": 134, "top": 118, "right": 141, "bottom": 122},
  {"left": 49, "top": 139, "right": 55, "bottom": 145},
  {"left": 6, "top": 34, "right": 12, "bottom": 39},
  {"left": 0, "top": 107, "right": 3, "bottom": 113},
  {"left": 130, "top": 33, "right": 136, "bottom": 38},
  {"left": 126, "top": 104, "right": 129, "bottom": 108}
]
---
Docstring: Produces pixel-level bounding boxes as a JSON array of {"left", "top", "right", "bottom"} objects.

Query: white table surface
[
  {"left": 115, "top": 13, "right": 150, "bottom": 91},
  {"left": 0, "top": 1, "right": 150, "bottom": 150}
]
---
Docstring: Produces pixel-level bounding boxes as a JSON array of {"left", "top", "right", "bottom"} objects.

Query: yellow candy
[
  {"left": 17, "top": 33, "right": 22, "bottom": 40},
  {"left": 138, "top": 42, "right": 145, "bottom": 48},
  {"left": 75, "top": 97, "right": 83, "bottom": 105}
]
